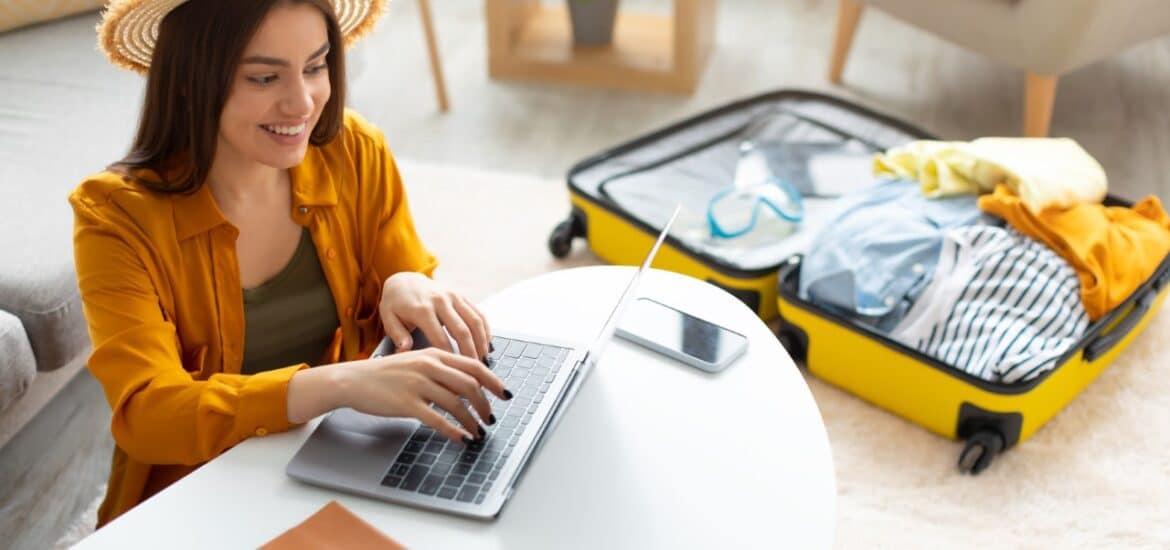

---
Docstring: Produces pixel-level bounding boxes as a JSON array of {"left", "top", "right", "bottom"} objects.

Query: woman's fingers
[
  {"left": 451, "top": 294, "right": 491, "bottom": 360},
  {"left": 413, "top": 402, "right": 474, "bottom": 443},
  {"left": 429, "top": 348, "right": 509, "bottom": 401},
  {"left": 468, "top": 298, "right": 491, "bottom": 342},
  {"left": 350, "top": 348, "right": 509, "bottom": 445},
  {"left": 381, "top": 310, "right": 414, "bottom": 353},
  {"left": 436, "top": 298, "right": 479, "bottom": 361},
  {"left": 425, "top": 359, "right": 495, "bottom": 424},
  {"left": 420, "top": 381, "right": 484, "bottom": 440},
  {"left": 414, "top": 310, "right": 454, "bottom": 354}
]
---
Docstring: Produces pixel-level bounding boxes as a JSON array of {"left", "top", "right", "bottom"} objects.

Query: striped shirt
[{"left": 890, "top": 225, "right": 1090, "bottom": 384}]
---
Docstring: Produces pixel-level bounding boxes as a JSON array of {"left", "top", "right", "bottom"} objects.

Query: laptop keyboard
[{"left": 379, "top": 336, "right": 572, "bottom": 505}]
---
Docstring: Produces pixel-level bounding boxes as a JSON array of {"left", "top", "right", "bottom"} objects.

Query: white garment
[
  {"left": 873, "top": 137, "right": 1108, "bottom": 213},
  {"left": 890, "top": 225, "right": 1090, "bottom": 384}
]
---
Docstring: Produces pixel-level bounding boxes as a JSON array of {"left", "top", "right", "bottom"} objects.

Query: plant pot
[{"left": 568, "top": 0, "right": 619, "bottom": 46}]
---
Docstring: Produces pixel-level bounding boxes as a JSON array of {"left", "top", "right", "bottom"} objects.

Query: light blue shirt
[{"left": 798, "top": 178, "right": 989, "bottom": 330}]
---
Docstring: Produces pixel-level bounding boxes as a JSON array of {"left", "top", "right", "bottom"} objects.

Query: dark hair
[{"left": 112, "top": 0, "right": 346, "bottom": 194}]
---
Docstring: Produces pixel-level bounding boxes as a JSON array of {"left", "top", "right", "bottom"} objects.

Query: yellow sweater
[{"left": 979, "top": 185, "right": 1170, "bottom": 320}]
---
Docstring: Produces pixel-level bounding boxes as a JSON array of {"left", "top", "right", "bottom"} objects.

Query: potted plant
[{"left": 567, "top": 0, "right": 619, "bottom": 46}]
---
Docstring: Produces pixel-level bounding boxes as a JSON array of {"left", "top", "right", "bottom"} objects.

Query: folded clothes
[
  {"left": 979, "top": 185, "right": 1170, "bottom": 320},
  {"left": 873, "top": 137, "right": 1107, "bottom": 213},
  {"left": 890, "top": 225, "right": 1090, "bottom": 384},
  {"left": 799, "top": 178, "right": 989, "bottom": 331}
]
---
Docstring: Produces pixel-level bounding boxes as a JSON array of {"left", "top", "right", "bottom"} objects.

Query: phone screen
[{"left": 619, "top": 298, "right": 747, "bottom": 366}]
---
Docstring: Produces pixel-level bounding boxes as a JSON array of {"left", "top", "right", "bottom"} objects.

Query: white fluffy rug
[
  {"left": 62, "top": 159, "right": 1170, "bottom": 548},
  {"left": 53, "top": 488, "right": 104, "bottom": 550}
]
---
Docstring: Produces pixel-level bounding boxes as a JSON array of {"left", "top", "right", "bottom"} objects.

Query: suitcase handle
[{"left": 1083, "top": 289, "right": 1157, "bottom": 363}]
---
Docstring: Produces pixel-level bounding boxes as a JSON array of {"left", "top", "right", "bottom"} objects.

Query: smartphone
[{"left": 615, "top": 297, "right": 748, "bottom": 372}]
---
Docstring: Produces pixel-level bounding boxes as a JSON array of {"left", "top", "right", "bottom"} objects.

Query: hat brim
[{"left": 98, "top": 0, "right": 389, "bottom": 74}]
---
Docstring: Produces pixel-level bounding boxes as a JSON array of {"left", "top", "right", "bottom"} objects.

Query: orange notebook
[{"left": 259, "top": 500, "right": 407, "bottom": 550}]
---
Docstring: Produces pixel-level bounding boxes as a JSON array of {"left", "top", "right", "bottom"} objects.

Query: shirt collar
[
  {"left": 172, "top": 146, "right": 338, "bottom": 241},
  {"left": 173, "top": 183, "right": 229, "bottom": 241}
]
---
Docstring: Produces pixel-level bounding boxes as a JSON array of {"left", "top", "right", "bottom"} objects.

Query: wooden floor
[
  {"left": 5, "top": 1, "right": 1170, "bottom": 548},
  {"left": 0, "top": 369, "right": 111, "bottom": 550}
]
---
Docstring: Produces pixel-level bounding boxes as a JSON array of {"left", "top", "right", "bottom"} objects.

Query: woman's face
[{"left": 218, "top": 2, "right": 332, "bottom": 171}]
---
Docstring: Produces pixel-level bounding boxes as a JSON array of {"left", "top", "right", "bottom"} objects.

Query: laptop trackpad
[{"left": 288, "top": 409, "right": 418, "bottom": 486}]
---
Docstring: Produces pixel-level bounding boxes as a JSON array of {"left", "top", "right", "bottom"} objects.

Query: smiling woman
[{"left": 70, "top": 0, "right": 509, "bottom": 530}]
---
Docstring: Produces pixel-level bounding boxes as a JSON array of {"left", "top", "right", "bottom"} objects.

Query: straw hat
[{"left": 98, "top": 0, "right": 388, "bottom": 74}]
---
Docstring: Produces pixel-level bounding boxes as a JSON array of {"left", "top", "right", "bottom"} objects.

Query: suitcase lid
[{"left": 566, "top": 90, "right": 934, "bottom": 275}]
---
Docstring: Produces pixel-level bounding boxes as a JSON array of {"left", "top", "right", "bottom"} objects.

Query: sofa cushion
[
  {"left": 0, "top": 266, "right": 89, "bottom": 373},
  {"left": 0, "top": 13, "right": 140, "bottom": 371},
  {"left": 0, "top": 310, "right": 36, "bottom": 415},
  {"left": 0, "top": 0, "right": 104, "bottom": 33}
]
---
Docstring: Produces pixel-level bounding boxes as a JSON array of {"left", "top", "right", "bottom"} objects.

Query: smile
[{"left": 261, "top": 122, "right": 306, "bottom": 136}]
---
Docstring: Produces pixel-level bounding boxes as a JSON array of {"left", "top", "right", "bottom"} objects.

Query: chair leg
[
  {"left": 828, "top": 0, "right": 864, "bottom": 84},
  {"left": 1023, "top": 72, "right": 1058, "bottom": 137},
  {"left": 418, "top": 0, "right": 450, "bottom": 112}
]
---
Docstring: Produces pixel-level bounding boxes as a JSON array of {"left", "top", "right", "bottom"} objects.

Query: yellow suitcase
[
  {"left": 776, "top": 244, "right": 1170, "bottom": 474},
  {"left": 547, "top": 90, "right": 932, "bottom": 320},
  {"left": 549, "top": 90, "right": 1170, "bottom": 474}
]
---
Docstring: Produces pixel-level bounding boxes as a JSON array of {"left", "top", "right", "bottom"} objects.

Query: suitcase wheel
[
  {"left": 776, "top": 326, "right": 807, "bottom": 363},
  {"left": 958, "top": 429, "right": 1005, "bottom": 475},
  {"left": 548, "top": 212, "right": 586, "bottom": 258}
]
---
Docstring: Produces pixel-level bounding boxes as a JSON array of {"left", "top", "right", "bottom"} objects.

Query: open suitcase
[{"left": 548, "top": 89, "right": 1170, "bottom": 473}]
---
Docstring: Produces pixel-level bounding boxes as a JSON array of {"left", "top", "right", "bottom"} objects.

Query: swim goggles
[{"left": 706, "top": 147, "right": 804, "bottom": 239}]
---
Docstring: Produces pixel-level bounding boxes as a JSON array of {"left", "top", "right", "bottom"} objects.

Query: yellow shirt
[
  {"left": 979, "top": 185, "right": 1170, "bottom": 320},
  {"left": 68, "top": 110, "right": 437, "bottom": 526}
]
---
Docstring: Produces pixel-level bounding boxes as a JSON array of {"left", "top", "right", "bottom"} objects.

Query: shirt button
[
  {"left": 255, "top": 428, "right": 268, "bottom": 436},
  {"left": 911, "top": 263, "right": 925, "bottom": 274},
  {"left": 884, "top": 296, "right": 896, "bottom": 307},
  {"left": 326, "top": 248, "right": 337, "bottom": 259},
  {"left": 298, "top": 206, "right": 308, "bottom": 215}
]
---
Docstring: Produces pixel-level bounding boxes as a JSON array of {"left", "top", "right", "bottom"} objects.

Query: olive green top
[{"left": 241, "top": 229, "right": 341, "bottom": 375}]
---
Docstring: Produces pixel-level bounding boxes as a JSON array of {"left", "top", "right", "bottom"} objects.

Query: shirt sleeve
[{"left": 70, "top": 192, "right": 307, "bottom": 466}]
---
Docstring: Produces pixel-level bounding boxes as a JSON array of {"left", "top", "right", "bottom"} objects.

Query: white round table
[{"left": 77, "top": 266, "right": 836, "bottom": 549}]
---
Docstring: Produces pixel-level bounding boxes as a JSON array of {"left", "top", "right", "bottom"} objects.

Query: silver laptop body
[{"left": 286, "top": 208, "right": 680, "bottom": 520}]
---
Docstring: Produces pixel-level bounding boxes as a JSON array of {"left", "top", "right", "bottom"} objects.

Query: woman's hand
[
  {"left": 333, "top": 348, "right": 511, "bottom": 442},
  {"left": 379, "top": 272, "right": 492, "bottom": 361}
]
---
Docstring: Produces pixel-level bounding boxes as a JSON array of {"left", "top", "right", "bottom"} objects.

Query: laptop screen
[{"left": 581, "top": 205, "right": 681, "bottom": 366}]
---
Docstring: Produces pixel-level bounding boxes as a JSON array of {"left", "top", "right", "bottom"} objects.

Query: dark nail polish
[
  {"left": 477, "top": 426, "right": 487, "bottom": 438},
  {"left": 482, "top": 357, "right": 491, "bottom": 367},
  {"left": 461, "top": 436, "right": 473, "bottom": 445},
  {"left": 488, "top": 414, "right": 497, "bottom": 425},
  {"left": 490, "top": 342, "right": 495, "bottom": 352},
  {"left": 503, "top": 389, "right": 514, "bottom": 400}
]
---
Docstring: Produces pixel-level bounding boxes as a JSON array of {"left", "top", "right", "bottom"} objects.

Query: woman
[{"left": 72, "top": 0, "right": 508, "bottom": 527}]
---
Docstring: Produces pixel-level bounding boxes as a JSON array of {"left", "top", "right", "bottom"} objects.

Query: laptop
[{"left": 286, "top": 206, "right": 681, "bottom": 520}]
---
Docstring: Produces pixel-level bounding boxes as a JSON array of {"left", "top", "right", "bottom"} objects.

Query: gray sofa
[{"left": 0, "top": 11, "right": 142, "bottom": 446}]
